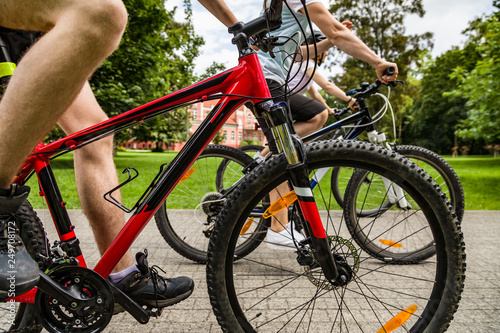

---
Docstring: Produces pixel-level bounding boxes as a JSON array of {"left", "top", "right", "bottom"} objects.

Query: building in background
[{"left": 120, "top": 99, "right": 266, "bottom": 151}]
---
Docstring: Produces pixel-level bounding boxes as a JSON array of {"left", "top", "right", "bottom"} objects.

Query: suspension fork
[{"left": 259, "top": 102, "right": 339, "bottom": 282}]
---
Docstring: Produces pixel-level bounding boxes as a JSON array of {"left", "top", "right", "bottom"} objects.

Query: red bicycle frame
[
  {"left": 8, "top": 0, "right": 339, "bottom": 305},
  {"left": 9, "top": 53, "right": 270, "bottom": 304}
]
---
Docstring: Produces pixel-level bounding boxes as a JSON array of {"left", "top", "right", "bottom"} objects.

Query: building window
[
  {"left": 253, "top": 133, "right": 257, "bottom": 140},
  {"left": 247, "top": 114, "right": 252, "bottom": 124},
  {"left": 193, "top": 109, "right": 198, "bottom": 119},
  {"left": 238, "top": 132, "right": 242, "bottom": 142},
  {"left": 223, "top": 131, "right": 227, "bottom": 141},
  {"left": 231, "top": 131, "right": 235, "bottom": 141}
]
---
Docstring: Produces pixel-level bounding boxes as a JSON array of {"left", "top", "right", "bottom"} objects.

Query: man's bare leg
[
  {"left": 57, "top": 84, "right": 134, "bottom": 273},
  {"left": 0, "top": 0, "right": 127, "bottom": 187}
]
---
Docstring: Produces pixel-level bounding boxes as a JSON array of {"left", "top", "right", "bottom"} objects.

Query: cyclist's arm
[
  {"left": 306, "top": 85, "right": 335, "bottom": 114},
  {"left": 198, "top": 0, "right": 238, "bottom": 27},
  {"left": 299, "top": 39, "right": 334, "bottom": 61},
  {"left": 306, "top": 68, "right": 348, "bottom": 102},
  {"left": 302, "top": 2, "right": 398, "bottom": 83}
]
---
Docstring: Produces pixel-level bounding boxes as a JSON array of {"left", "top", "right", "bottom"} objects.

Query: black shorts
[
  {"left": 256, "top": 80, "right": 326, "bottom": 154},
  {"left": 267, "top": 79, "right": 325, "bottom": 122}
]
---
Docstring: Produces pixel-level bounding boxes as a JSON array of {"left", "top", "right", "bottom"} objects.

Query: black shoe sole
[{"left": 113, "top": 288, "right": 194, "bottom": 314}]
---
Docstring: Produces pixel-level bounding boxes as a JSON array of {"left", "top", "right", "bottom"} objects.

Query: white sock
[{"left": 108, "top": 264, "right": 140, "bottom": 283}]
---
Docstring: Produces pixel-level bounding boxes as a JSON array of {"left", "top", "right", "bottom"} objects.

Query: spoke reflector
[
  {"left": 262, "top": 191, "right": 297, "bottom": 219},
  {"left": 180, "top": 167, "right": 197, "bottom": 183},
  {"left": 379, "top": 239, "right": 403, "bottom": 248},
  {"left": 240, "top": 217, "right": 254, "bottom": 235},
  {"left": 378, "top": 304, "right": 418, "bottom": 333}
]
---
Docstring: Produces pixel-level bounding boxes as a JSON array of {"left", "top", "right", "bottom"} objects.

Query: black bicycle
[{"left": 155, "top": 77, "right": 464, "bottom": 264}]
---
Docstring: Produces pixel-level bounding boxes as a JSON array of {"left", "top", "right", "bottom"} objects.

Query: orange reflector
[
  {"left": 379, "top": 239, "right": 403, "bottom": 248},
  {"left": 180, "top": 167, "right": 197, "bottom": 183},
  {"left": 262, "top": 191, "right": 297, "bottom": 219},
  {"left": 378, "top": 304, "right": 418, "bottom": 333},
  {"left": 240, "top": 217, "right": 254, "bottom": 235}
]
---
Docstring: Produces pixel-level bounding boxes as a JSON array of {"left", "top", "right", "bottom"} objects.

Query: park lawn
[
  {"left": 26, "top": 151, "right": 178, "bottom": 210},
  {"left": 443, "top": 155, "right": 500, "bottom": 210},
  {"left": 25, "top": 151, "right": 500, "bottom": 211}
]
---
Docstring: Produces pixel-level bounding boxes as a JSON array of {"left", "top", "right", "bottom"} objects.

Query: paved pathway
[{"left": 35, "top": 210, "right": 499, "bottom": 332}]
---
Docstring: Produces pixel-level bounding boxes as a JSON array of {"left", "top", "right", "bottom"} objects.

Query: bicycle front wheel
[
  {"left": 155, "top": 144, "right": 268, "bottom": 263},
  {"left": 207, "top": 140, "right": 465, "bottom": 333}
]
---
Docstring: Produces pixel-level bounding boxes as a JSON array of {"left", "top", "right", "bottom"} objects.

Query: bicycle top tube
[{"left": 13, "top": 52, "right": 272, "bottom": 185}]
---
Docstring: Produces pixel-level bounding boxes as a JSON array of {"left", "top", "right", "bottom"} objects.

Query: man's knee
[
  {"left": 311, "top": 110, "right": 328, "bottom": 128},
  {"left": 79, "top": 0, "right": 128, "bottom": 48}
]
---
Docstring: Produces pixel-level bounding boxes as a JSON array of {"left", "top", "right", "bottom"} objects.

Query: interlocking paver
[{"left": 34, "top": 209, "right": 499, "bottom": 332}]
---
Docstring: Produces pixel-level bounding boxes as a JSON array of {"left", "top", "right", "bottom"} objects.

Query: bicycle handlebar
[
  {"left": 345, "top": 68, "right": 403, "bottom": 100},
  {"left": 228, "top": 0, "right": 283, "bottom": 56},
  {"left": 229, "top": 0, "right": 282, "bottom": 39},
  {"left": 335, "top": 69, "right": 403, "bottom": 120}
]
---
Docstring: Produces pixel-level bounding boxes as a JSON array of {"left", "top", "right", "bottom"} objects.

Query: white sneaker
[{"left": 266, "top": 223, "right": 305, "bottom": 250}]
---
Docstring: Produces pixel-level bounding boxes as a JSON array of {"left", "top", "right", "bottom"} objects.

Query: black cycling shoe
[
  {"left": 0, "top": 185, "right": 39, "bottom": 298},
  {"left": 112, "top": 250, "right": 194, "bottom": 311}
]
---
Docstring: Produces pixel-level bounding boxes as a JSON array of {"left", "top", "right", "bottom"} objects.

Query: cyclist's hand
[
  {"left": 375, "top": 61, "right": 398, "bottom": 84},
  {"left": 328, "top": 107, "right": 336, "bottom": 115},
  {"left": 342, "top": 21, "right": 354, "bottom": 30},
  {"left": 348, "top": 98, "right": 358, "bottom": 110}
]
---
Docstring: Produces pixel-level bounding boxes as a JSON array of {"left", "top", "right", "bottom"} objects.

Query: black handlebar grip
[{"left": 383, "top": 67, "right": 395, "bottom": 77}]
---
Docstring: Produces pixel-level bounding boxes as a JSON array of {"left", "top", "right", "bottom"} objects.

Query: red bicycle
[{"left": 1, "top": 1, "right": 464, "bottom": 332}]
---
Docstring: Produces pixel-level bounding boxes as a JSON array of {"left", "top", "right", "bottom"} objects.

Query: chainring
[{"left": 35, "top": 265, "right": 114, "bottom": 333}]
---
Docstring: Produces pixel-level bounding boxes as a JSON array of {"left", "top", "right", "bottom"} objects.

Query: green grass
[
  {"left": 26, "top": 151, "right": 178, "bottom": 209},
  {"left": 25, "top": 151, "right": 500, "bottom": 210},
  {"left": 443, "top": 155, "right": 500, "bottom": 210}
]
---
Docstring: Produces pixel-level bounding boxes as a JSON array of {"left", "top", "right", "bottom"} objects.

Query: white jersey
[
  {"left": 257, "top": 0, "right": 323, "bottom": 85},
  {"left": 287, "top": 59, "right": 315, "bottom": 94}
]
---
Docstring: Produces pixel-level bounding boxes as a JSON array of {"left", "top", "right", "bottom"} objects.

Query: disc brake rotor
[{"left": 303, "top": 235, "right": 360, "bottom": 291}]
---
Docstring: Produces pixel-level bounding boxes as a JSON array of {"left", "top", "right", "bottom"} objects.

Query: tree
[
  {"left": 449, "top": 3, "right": 500, "bottom": 145},
  {"left": 326, "top": 0, "right": 433, "bottom": 140},
  {"left": 90, "top": 0, "right": 204, "bottom": 147},
  {"left": 402, "top": 44, "right": 480, "bottom": 154}
]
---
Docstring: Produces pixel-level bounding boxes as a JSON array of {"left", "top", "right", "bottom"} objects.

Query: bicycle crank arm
[
  {"left": 110, "top": 283, "right": 150, "bottom": 324},
  {"left": 37, "top": 272, "right": 95, "bottom": 307}
]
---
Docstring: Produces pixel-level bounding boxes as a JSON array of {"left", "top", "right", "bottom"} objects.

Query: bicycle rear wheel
[
  {"left": 155, "top": 144, "right": 269, "bottom": 263},
  {"left": 331, "top": 145, "right": 465, "bottom": 221},
  {"left": 207, "top": 140, "right": 465, "bottom": 332}
]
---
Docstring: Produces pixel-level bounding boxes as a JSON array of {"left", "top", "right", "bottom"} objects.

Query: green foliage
[
  {"left": 90, "top": 0, "right": 204, "bottom": 145},
  {"left": 405, "top": 3, "right": 500, "bottom": 153},
  {"left": 198, "top": 62, "right": 227, "bottom": 81},
  {"left": 402, "top": 44, "right": 480, "bottom": 153},
  {"left": 240, "top": 140, "right": 261, "bottom": 146},
  {"left": 327, "top": 0, "right": 433, "bottom": 141},
  {"left": 448, "top": 5, "right": 500, "bottom": 144}
]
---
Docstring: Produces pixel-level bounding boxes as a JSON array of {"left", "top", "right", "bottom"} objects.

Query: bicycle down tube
[
  {"left": 12, "top": 44, "right": 337, "bottom": 308},
  {"left": 11, "top": 56, "right": 268, "bottom": 282}
]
